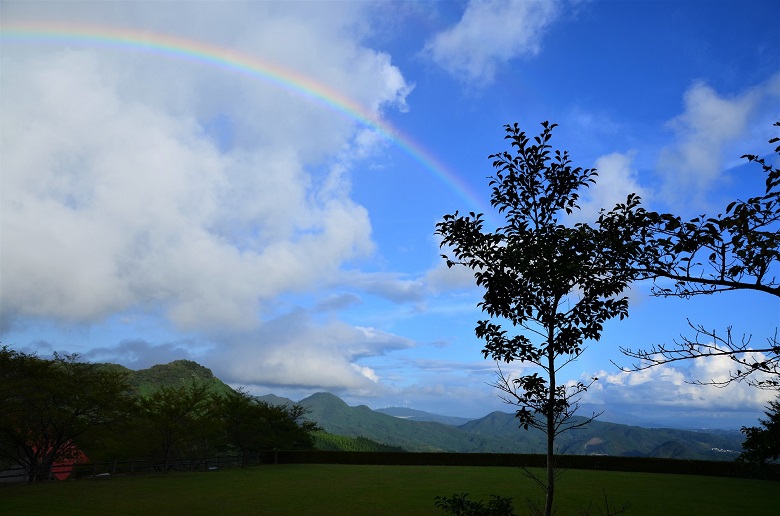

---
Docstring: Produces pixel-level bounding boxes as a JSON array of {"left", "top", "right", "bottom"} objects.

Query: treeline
[
  {"left": 0, "top": 347, "right": 319, "bottom": 481},
  {"left": 314, "top": 432, "right": 405, "bottom": 453},
  {"left": 255, "top": 450, "right": 780, "bottom": 480}
]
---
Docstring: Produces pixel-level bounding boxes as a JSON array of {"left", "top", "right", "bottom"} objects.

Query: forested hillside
[
  {"left": 298, "top": 392, "right": 517, "bottom": 453},
  {"left": 460, "top": 411, "right": 743, "bottom": 460},
  {"left": 297, "top": 392, "right": 743, "bottom": 460},
  {"left": 129, "top": 364, "right": 746, "bottom": 459},
  {"left": 128, "top": 360, "right": 234, "bottom": 396},
  {"left": 2, "top": 350, "right": 748, "bottom": 485},
  {"left": 375, "top": 407, "right": 472, "bottom": 426},
  {"left": 1, "top": 350, "right": 320, "bottom": 481}
]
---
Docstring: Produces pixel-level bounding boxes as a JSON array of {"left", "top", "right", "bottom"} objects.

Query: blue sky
[{"left": 2, "top": 0, "right": 779, "bottom": 429}]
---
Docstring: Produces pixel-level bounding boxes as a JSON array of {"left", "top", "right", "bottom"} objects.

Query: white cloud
[
  {"left": 82, "top": 339, "right": 197, "bottom": 370},
  {"left": 422, "top": 0, "right": 562, "bottom": 85},
  {"left": 313, "top": 293, "right": 363, "bottom": 313},
  {"left": 346, "top": 272, "right": 427, "bottom": 303},
  {"left": 656, "top": 73, "right": 780, "bottom": 208},
  {"left": 424, "top": 259, "right": 480, "bottom": 293},
  {"left": 0, "top": 3, "right": 411, "bottom": 331},
  {"left": 207, "top": 310, "right": 414, "bottom": 395},
  {"left": 586, "top": 351, "right": 776, "bottom": 413},
  {"left": 353, "top": 364, "right": 380, "bottom": 383},
  {"left": 373, "top": 358, "right": 534, "bottom": 417},
  {"left": 330, "top": 254, "right": 479, "bottom": 308},
  {"left": 420, "top": 236, "right": 481, "bottom": 294},
  {"left": 572, "top": 151, "right": 647, "bottom": 223}
]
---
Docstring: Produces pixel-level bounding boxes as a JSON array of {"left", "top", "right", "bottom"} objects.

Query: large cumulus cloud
[
  {"left": 1, "top": 2, "right": 411, "bottom": 332},
  {"left": 0, "top": 2, "right": 414, "bottom": 392}
]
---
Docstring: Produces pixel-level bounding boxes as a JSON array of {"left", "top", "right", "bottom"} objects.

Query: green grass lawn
[{"left": 1, "top": 464, "right": 776, "bottom": 515}]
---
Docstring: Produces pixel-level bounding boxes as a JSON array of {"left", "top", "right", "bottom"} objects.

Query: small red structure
[{"left": 49, "top": 446, "right": 89, "bottom": 480}]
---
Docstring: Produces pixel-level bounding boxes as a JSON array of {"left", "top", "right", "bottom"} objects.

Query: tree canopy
[
  {"left": 0, "top": 346, "right": 135, "bottom": 481},
  {"left": 617, "top": 121, "right": 780, "bottom": 389},
  {"left": 217, "top": 388, "right": 319, "bottom": 467},
  {"left": 739, "top": 396, "right": 780, "bottom": 464},
  {"left": 436, "top": 122, "right": 642, "bottom": 516},
  {"left": 0, "top": 347, "right": 319, "bottom": 480}
]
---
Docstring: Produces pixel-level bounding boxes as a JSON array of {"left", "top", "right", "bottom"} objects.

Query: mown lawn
[{"left": 0, "top": 464, "right": 776, "bottom": 515}]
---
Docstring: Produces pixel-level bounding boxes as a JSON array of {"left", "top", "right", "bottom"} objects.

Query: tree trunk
[
  {"left": 545, "top": 331, "right": 556, "bottom": 516},
  {"left": 163, "top": 437, "right": 172, "bottom": 473}
]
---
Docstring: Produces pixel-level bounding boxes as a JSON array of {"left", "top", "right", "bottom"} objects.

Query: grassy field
[{"left": 1, "top": 464, "right": 776, "bottom": 515}]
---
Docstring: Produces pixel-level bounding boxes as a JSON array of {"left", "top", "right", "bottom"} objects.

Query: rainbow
[{"left": 1, "top": 20, "right": 492, "bottom": 218}]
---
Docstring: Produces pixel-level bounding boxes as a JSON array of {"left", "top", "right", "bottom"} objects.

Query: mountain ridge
[
  {"left": 295, "top": 392, "right": 743, "bottom": 460},
  {"left": 375, "top": 406, "right": 473, "bottom": 426},
  {"left": 112, "top": 360, "right": 745, "bottom": 460}
]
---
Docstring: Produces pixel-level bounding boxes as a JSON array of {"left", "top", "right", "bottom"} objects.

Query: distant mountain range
[
  {"left": 266, "top": 392, "right": 745, "bottom": 461},
  {"left": 374, "top": 407, "right": 473, "bottom": 426},
  {"left": 126, "top": 360, "right": 745, "bottom": 461}
]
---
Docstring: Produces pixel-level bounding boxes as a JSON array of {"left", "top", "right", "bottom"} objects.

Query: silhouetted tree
[
  {"left": 216, "top": 389, "right": 318, "bottom": 466},
  {"left": 253, "top": 400, "right": 319, "bottom": 451},
  {"left": 739, "top": 396, "right": 780, "bottom": 464},
  {"left": 135, "top": 383, "right": 219, "bottom": 471},
  {"left": 617, "top": 121, "right": 780, "bottom": 389},
  {"left": 0, "top": 346, "right": 134, "bottom": 481},
  {"left": 436, "top": 122, "right": 643, "bottom": 516}
]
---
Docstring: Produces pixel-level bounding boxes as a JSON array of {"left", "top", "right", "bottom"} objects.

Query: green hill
[
  {"left": 127, "top": 360, "right": 234, "bottom": 397},
  {"left": 257, "top": 394, "right": 297, "bottom": 406},
  {"left": 101, "top": 359, "right": 745, "bottom": 460},
  {"left": 298, "top": 393, "right": 742, "bottom": 458},
  {"left": 298, "top": 392, "right": 516, "bottom": 452},
  {"left": 375, "top": 407, "right": 472, "bottom": 426},
  {"left": 460, "top": 411, "right": 743, "bottom": 460}
]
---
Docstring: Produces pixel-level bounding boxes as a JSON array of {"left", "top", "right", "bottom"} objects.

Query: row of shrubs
[{"left": 256, "top": 450, "right": 780, "bottom": 481}]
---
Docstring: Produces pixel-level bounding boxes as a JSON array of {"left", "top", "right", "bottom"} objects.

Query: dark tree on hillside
[
  {"left": 252, "top": 400, "right": 319, "bottom": 451},
  {"left": 616, "top": 121, "right": 780, "bottom": 389},
  {"left": 435, "top": 122, "right": 643, "bottom": 516},
  {"left": 739, "top": 396, "right": 780, "bottom": 464},
  {"left": 135, "top": 382, "right": 219, "bottom": 471},
  {"left": 0, "top": 347, "right": 134, "bottom": 481},
  {"left": 215, "top": 389, "right": 319, "bottom": 466}
]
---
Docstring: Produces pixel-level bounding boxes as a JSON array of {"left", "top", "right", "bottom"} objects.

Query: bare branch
[
  {"left": 615, "top": 321, "right": 780, "bottom": 389},
  {"left": 489, "top": 364, "right": 603, "bottom": 437},
  {"left": 611, "top": 121, "right": 780, "bottom": 390}
]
